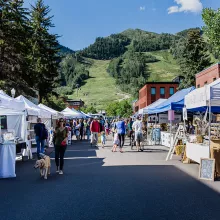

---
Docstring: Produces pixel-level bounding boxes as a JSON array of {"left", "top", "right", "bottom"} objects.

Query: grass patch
[
  {"left": 68, "top": 59, "right": 130, "bottom": 110},
  {"left": 145, "top": 50, "right": 180, "bottom": 82}
]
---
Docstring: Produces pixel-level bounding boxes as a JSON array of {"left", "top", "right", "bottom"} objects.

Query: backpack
[{"left": 42, "top": 125, "right": 48, "bottom": 140}]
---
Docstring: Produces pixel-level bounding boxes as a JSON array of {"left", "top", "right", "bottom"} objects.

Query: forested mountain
[
  {"left": 59, "top": 45, "right": 74, "bottom": 55},
  {"left": 80, "top": 34, "right": 130, "bottom": 60}
]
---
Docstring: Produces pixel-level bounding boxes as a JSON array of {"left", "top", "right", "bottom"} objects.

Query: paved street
[{"left": 1, "top": 138, "right": 220, "bottom": 220}]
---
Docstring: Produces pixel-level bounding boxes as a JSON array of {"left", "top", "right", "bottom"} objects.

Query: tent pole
[{"left": 209, "top": 100, "right": 211, "bottom": 158}]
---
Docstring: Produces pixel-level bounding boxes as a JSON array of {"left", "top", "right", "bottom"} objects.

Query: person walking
[
  {"left": 86, "top": 118, "right": 92, "bottom": 140},
  {"left": 53, "top": 118, "right": 68, "bottom": 174},
  {"left": 79, "top": 119, "right": 84, "bottom": 141},
  {"left": 34, "top": 118, "right": 47, "bottom": 159},
  {"left": 116, "top": 117, "right": 126, "bottom": 153},
  {"left": 127, "top": 118, "right": 134, "bottom": 146},
  {"left": 132, "top": 116, "right": 143, "bottom": 152},
  {"left": 90, "top": 116, "right": 100, "bottom": 147}
]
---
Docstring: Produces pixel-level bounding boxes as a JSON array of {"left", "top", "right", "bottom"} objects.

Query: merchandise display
[{"left": 210, "top": 123, "right": 220, "bottom": 140}]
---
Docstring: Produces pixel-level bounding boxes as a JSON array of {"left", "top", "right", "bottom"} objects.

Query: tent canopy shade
[
  {"left": 0, "top": 91, "right": 25, "bottom": 111},
  {"left": 138, "top": 99, "right": 167, "bottom": 115},
  {"left": 38, "top": 104, "right": 64, "bottom": 118},
  {"left": 16, "top": 95, "right": 51, "bottom": 118},
  {"left": 147, "top": 87, "right": 195, "bottom": 115},
  {"left": 185, "top": 79, "right": 220, "bottom": 112},
  {"left": 61, "top": 107, "right": 85, "bottom": 118}
]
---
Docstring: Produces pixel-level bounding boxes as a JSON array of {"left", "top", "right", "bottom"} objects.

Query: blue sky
[{"left": 24, "top": 0, "right": 219, "bottom": 50}]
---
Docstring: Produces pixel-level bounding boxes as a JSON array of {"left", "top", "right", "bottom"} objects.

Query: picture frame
[{"left": 199, "top": 158, "right": 215, "bottom": 181}]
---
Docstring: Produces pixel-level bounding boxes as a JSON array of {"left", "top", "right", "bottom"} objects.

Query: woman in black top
[{"left": 79, "top": 119, "right": 84, "bottom": 141}]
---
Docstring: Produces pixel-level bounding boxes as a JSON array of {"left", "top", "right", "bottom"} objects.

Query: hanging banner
[
  {"left": 183, "top": 107, "right": 188, "bottom": 121},
  {"left": 168, "top": 110, "right": 175, "bottom": 121}
]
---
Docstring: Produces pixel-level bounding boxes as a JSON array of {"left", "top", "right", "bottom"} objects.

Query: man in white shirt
[{"left": 132, "top": 116, "right": 143, "bottom": 151}]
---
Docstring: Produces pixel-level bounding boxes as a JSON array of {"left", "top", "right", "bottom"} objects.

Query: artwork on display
[
  {"left": 199, "top": 158, "right": 215, "bottom": 181},
  {"left": 0, "top": 115, "right": 7, "bottom": 129}
]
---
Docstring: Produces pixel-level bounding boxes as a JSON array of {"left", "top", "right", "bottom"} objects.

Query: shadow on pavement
[{"left": 1, "top": 154, "right": 220, "bottom": 220}]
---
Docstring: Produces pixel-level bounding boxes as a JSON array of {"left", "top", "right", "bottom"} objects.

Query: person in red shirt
[{"left": 90, "top": 116, "right": 100, "bottom": 147}]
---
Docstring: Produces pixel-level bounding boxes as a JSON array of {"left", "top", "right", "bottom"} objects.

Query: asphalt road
[{"left": 1, "top": 139, "right": 220, "bottom": 220}]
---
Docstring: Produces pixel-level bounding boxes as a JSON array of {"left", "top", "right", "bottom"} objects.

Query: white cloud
[
  {"left": 140, "top": 6, "right": 145, "bottom": 11},
  {"left": 168, "top": 0, "right": 203, "bottom": 14}
]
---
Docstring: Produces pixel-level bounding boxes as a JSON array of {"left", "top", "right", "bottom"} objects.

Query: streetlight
[{"left": 11, "top": 88, "right": 16, "bottom": 98}]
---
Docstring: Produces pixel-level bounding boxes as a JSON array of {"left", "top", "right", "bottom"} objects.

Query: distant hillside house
[
  {"left": 196, "top": 63, "right": 220, "bottom": 88},
  {"left": 66, "top": 99, "right": 84, "bottom": 110},
  {"left": 135, "top": 82, "right": 179, "bottom": 113}
]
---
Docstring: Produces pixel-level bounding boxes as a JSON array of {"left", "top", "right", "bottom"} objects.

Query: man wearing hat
[{"left": 90, "top": 116, "right": 100, "bottom": 147}]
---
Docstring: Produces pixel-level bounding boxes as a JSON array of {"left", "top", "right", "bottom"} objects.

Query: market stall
[
  {"left": 0, "top": 92, "right": 27, "bottom": 178},
  {"left": 185, "top": 79, "right": 220, "bottom": 169},
  {"left": 16, "top": 95, "right": 52, "bottom": 155},
  {"left": 147, "top": 87, "right": 195, "bottom": 147}
]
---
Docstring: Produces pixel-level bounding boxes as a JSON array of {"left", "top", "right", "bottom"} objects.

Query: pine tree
[
  {"left": 0, "top": 0, "right": 33, "bottom": 95},
  {"left": 29, "top": 0, "right": 60, "bottom": 102},
  {"left": 179, "top": 30, "right": 212, "bottom": 89}
]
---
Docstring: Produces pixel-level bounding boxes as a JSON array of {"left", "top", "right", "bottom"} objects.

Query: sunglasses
[{"left": 59, "top": 120, "right": 64, "bottom": 122}]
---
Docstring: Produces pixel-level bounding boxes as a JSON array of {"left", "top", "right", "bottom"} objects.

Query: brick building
[
  {"left": 135, "top": 82, "right": 179, "bottom": 112},
  {"left": 196, "top": 63, "right": 220, "bottom": 88}
]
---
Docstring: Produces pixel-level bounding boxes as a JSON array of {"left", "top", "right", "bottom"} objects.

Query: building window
[
  {"left": 169, "top": 87, "right": 174, "bottom": 96},
  {"left": 204, "top": 81, "right": 208, "bottom": 85},
  {"left": 151, "top": 87, "right": 156, "bottom": 103},
  {"left": 160, "top": 87, "right": 165, "bottom": 98},
  {"left": 197, "top": 84, "right": 200, "bottom": 88},
  {"left": 151, "top": 87, "right": 156, "bottom": 95},
  {"left": 213, "top": 78, "right": 216, "bottom": 82}
]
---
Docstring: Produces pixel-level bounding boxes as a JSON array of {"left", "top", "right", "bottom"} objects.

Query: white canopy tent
[
  {"left": 0, "top": 91, "right": 25, "bottom": 111},
  {"left": 38, "top": 104, "right": 63, "bottom": 119},
  {"left": 185, "top": 78, "right": 220, "bottom": 112},
  {"left": 16, "top": 95, "right": 51, "bottom": 118},
  {"left": 62, "top": 107, "right": 85, "bottom": 118},
  {"left": 138, "top": 99, "right": 167, "bottom": 115}
]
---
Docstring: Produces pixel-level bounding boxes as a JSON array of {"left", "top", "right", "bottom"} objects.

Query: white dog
[{"left": 34, "top": 155, "right": 51, "bottom": 179}]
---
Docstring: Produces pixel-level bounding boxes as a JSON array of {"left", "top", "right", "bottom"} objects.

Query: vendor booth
[
  {"left": 147, "top": 87, "right": 195, "bottom": 147},
  {"left": 0, "top": 92, "right": 27, "bottom": 178},
  {"left": 16, "top": 95, "right": 52, "bottom": 155},
  {"left": 185, "top": 79, "right": 220, "bottom": 173}
]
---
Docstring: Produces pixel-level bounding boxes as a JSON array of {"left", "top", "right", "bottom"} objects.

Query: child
[
  {"left": 101, "top": 131, "right": 106, "bottom": 148},
  {"left": 112, "top": 131, "right": 119, "bottom": 152}
]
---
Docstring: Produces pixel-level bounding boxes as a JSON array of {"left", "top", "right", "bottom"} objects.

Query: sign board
[
  {"left": 199, "top": 158, "right": 215, "bottom": 181},
  {"left": 159, "top": 114, "right": 181, "bottom": 124},
  {"left": 0, "top": 115, "right": 7, "bottom": 129}
]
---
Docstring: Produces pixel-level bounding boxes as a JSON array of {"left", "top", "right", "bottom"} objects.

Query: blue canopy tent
[
  {"left": 147, "top": 87, "right": 195, "bottom": 115},
  {"left": 78, "top": 110, "right": 91, "bottom": 118}
]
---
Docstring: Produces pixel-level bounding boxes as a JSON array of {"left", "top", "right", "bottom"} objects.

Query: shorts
[{"left": 135, "top": 132, "right": 143, "bottom": 142}]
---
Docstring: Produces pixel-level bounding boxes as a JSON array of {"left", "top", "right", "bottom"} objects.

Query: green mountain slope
[
  {"left": 147, "top": 50, "right": 180, "bottom": 81},
  {"left": 68, "top": 59, "right": 131, "bottom": 110}
]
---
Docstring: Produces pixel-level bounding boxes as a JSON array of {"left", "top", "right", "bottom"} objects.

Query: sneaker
[
  {"left": 56, "top": 167, "right": 59, "bottom": 173},
  {"left": 59, "top": 170, "right": 63, "bottom": 175}
]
